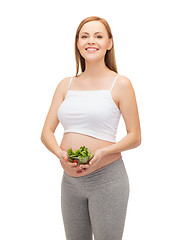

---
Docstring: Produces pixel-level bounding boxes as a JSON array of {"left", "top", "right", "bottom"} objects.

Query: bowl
[{"left": 67, "top": 153, "right": 94, "bottom": 165}]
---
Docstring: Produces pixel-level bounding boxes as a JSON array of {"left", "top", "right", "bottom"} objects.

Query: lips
[
  {"left": 85, "top": 47, "right": 99, "bottom": 53},
  {"left": 85, "top": 47, "right": 99, "bottom": 50}
]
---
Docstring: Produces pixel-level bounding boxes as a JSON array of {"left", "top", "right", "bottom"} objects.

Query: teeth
[{"left": 86, "top": 48, "right": 98, "bottom": 51}]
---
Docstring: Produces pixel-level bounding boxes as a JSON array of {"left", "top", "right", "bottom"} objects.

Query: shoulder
[
  {"left": 55, "top": 76, "right": 72, "bottom": 94},
  {"left": 116, "top": 75, "right": 136, "bottom": 103},
  {"left": 51, "top": 76, "right": 72, "bottom": 101},
  {"left": 116, "top": 74, "right": 135, "bottom": 94},
  {"left": 117, "top": 74, "right": 133, "bottom": 89},
  {"left": 56, "top": 76, "right": 72, "bottom": 90}
]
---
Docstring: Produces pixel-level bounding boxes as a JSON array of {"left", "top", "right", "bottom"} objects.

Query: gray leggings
[{"left": 61, "top": 156, "right": 130, "bottom": 240}]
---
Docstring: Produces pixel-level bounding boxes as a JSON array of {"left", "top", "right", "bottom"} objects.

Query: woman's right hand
[{"left": 58, "top": 150, "right": 78, "bottom": 169}]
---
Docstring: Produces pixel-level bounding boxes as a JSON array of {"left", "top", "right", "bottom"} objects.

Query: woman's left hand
[
  {"left": 89, "top": 148, "right": 106, "bottom": 166},
  {"left": 77, "top": 148, "right": 107, "bottom": 172}
]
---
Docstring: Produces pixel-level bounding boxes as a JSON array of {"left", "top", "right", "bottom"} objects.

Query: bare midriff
[{"left": 59, "top": 132, "right": 121, "bottom": 177}]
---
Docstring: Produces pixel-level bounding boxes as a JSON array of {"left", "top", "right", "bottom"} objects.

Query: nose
[{"left": 88, "top": 36, "right": 95, "bottom": 44}]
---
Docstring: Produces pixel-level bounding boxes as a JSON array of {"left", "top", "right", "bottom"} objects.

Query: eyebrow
[{"left": 80, "top": 32, "right": 103, "bottom": 35}]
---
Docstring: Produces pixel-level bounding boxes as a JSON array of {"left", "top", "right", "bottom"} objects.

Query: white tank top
[{"left": 57, "top": 75, "right": 121, "bottom": 142}]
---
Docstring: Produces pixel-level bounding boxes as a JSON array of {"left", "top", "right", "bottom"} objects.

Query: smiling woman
[
  {"left": 41, "top": 16, "right": 141, "bottom": 240},
  {"left": 76, "top": 20, "right": 113, "bottom": 66}
]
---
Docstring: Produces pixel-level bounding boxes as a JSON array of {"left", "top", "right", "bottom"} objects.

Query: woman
[{"left": 41, "top": 16, "right": 141, "bottom": 240}]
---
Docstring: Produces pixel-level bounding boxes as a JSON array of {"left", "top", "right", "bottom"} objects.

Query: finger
[
  {"left": 79, "top": 164, "right": 90, "bottom": 169},
  {"left": 89, "top": 159, "right": 94, "bottom": 165},
  {"left": 76, "top": 167, "right": 87, "bottom": 173},
  {"left": 89, "top": 158, "right": 97, "bottom": 165},
  {"left": 76, "top": 170, "right": 83, "bottom": 174},
  {"left": 68, "top": 161, "right": 77, "bottom": 167}
]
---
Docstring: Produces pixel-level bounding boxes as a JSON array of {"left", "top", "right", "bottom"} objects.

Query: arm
[
  {"left": 41, "top": 77, "right": 80, "bottom": 172},
  {"left": 40, "top": 80, "right": 64, "bottom": 159},
  {"left": 80, "top": 76, "right": 141, "bottom": 168},
  {"left": 103, "top": 76, "right": 141, "bottom": 155},
  {"left": 41, "top": 129, "right": 63, "bottom": 159}
]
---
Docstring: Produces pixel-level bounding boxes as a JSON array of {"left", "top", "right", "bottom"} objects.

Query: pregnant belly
[{"left": 59, "top": 132, "right": 122, "bottom": 177}]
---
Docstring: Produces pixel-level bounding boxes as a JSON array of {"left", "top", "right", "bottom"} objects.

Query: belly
[{"left": 59, "top": 132, "right": 121, "bottom": 177}]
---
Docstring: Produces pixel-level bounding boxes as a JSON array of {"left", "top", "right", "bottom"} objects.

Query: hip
[{"left": 62, "top": 156, "right": 129, "bottom": 190}]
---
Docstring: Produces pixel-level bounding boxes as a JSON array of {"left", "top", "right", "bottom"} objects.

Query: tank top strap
[
  {"left": 68, "top": 76, "right": 73, "bottom": 90},
  {"left": 110, "top": 75, "right": 119, "bottom": 91}
]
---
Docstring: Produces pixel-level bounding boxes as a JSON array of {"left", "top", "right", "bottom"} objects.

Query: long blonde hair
[{"left": 74, "top": 16, "right": 118, "bottom": 76}]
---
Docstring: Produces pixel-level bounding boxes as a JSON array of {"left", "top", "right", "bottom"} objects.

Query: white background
[{"left": 0, "top": 0, "right": 183, "bottom": 239}]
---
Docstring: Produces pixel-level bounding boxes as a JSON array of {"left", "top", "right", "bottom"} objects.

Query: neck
[{"left": 82, "top": 59, "right": 111, "bottom": 79}]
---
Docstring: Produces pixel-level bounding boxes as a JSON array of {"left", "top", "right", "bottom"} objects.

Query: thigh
[
  {"left": 61, "top": 175, "right": 93, "bottom": 240},
  {"left": 88, "top": 179, "right": 129, "bottom": 240}
]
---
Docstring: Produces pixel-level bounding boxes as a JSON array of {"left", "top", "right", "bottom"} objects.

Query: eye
[
  {"left": 97, "top": 35, "right": 102, "bottom": 38},
  {"left": 81, "top": 36, "right": 87, "bottom": 38}
]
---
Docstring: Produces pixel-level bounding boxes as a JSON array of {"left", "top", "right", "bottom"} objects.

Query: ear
[{"left": 107, "top": 38, "right": 113, "bottom": 50}]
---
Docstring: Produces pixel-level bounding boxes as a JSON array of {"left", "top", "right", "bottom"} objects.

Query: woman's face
[{"left": 77, "top": 21, "right": 113, "bottom": 62}]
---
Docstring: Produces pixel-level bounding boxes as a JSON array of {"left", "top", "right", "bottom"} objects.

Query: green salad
[{"left": 67, "top": 146, "right": 94, "bottom": 165}]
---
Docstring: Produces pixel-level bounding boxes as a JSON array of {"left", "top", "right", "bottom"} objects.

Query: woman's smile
[{"left": 85, "top": 47, "right": 99, "bottom": 53}]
